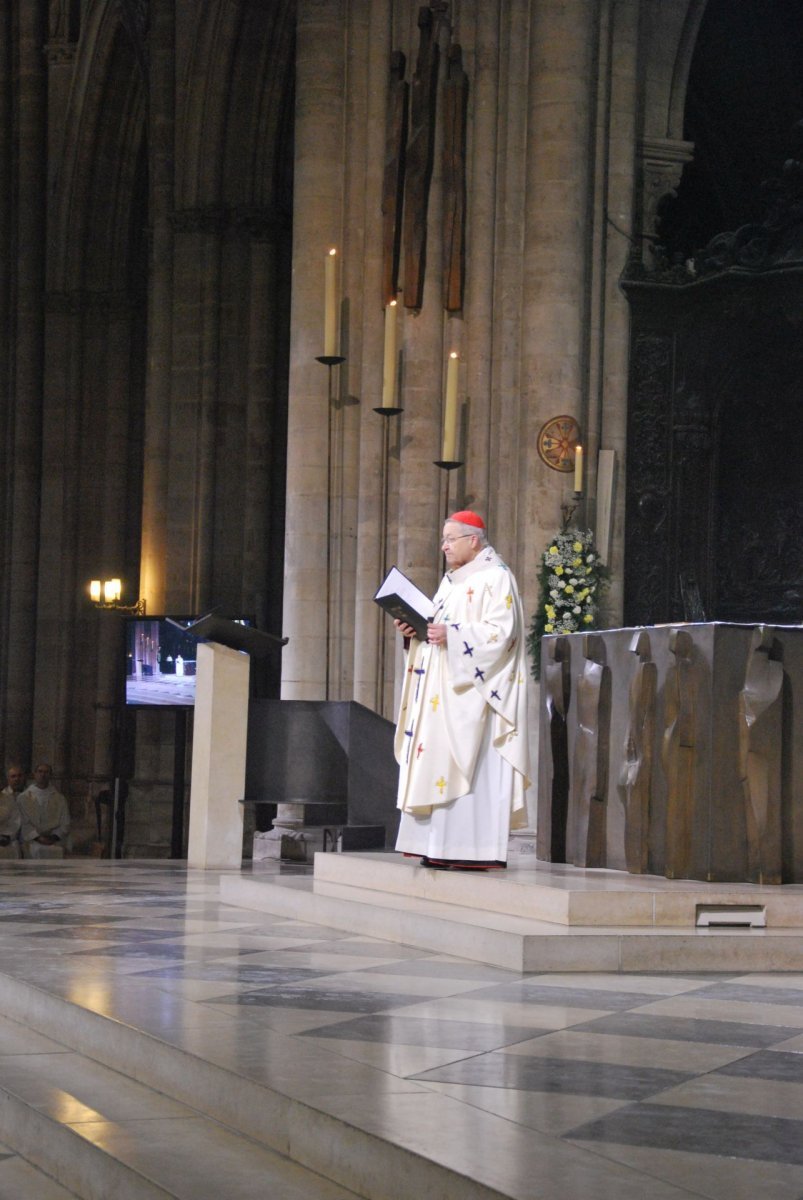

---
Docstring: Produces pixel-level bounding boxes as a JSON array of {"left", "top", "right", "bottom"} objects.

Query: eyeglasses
[{"left": 442, "top": 534, "right": 473, "bottom": 546}]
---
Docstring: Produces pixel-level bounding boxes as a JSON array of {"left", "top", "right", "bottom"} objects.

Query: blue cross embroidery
[
  {"left": 404, "top": 726, "right": 414, "bottom": 762},
  {"left": 463, "top": 641, "right": 474, "bottom": 657},
  {"left": 450, "top": 622, "right": 461, "bottom": 631},
  {"left": 491, "top": 689, "right": 500, "bottom": 700},
  {"left": 474, "top": 667, "right": 485, "bottom": 681},
  {"left": 413, "top": 666, "right": 426, "bottom": 700}
]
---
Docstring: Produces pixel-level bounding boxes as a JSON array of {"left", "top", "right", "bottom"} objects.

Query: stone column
[
  {"left": 0, "top": 0, "right": 12, "bottom": 737},
  {"left": 597, "top": 0, "right": 641, "bottom": 622},
  {"left": 352, "top": 0, "right": 392, "bottom": 714},
  {"left": 191, "top": 211, "right": 223, "bottom": 611},
  {"left": 139, "top": 0, "right": 175, "bottom": 615},
  {"left": 519, "top": 0, "right": 598, "bottom": 599},
  {"left": 461, "top": 3, "right": 499, "bottom": 519},
  {"left": 282, "top": 0, "right": 346, "bottom": 699},
  {"left": 3, "top": 0, "right": 47, "bottom": 767},
  {"left": 243, "top": 231, "right": 276, "bottom": 633},
  {"left": 91, "top": 298, "right": 136, "bottom": 786},
  {"left": 488, "top": 0, "right": 529, "bottom": 555}
]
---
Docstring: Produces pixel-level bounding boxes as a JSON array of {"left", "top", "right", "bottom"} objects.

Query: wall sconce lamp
[{"left": 88, "top": 578, "right": 146, "bottom": 615}]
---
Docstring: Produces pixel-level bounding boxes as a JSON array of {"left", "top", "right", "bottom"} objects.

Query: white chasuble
[{"left": 394, "top": 546, "right": 530, "bottom": 842}]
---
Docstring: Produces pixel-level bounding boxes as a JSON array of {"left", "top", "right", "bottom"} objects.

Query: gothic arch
[
  {"left": 176, "top": 0, "right": 296, "bottom": 210},
  {"left": 636, "top": 0, "right": 706, "bottom": 265},
  {"left": 48, "top": 1, "right": 146, "bottom": 292}
]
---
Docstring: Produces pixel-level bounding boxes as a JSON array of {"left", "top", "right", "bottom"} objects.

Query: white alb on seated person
[
  {"left": 393, "top": 510, "right": 530, "bottom": 870},
  {"left": 0, "top": 764, "right": 24, "bottom": 859},
  {"left": 19, "top": 763, "right": 71, "bottom": 858}
]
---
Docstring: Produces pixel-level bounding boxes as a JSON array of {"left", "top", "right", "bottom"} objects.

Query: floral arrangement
[{"left": 527, "top": 527, "right": 608, "bottom": 679}]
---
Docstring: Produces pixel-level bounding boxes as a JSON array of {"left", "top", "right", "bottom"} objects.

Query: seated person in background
[
  {"left": 0, "top": 764, "right": 25, "bottom": 858},
  {"left": 19, "top": 763, "right": 71, "bottom": 858}
]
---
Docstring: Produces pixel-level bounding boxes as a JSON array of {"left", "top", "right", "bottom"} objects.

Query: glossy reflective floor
[{"left": 0, "top": 859, "right": 801, "bottom": 1199}]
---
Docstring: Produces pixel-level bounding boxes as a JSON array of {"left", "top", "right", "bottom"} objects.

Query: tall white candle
[
  {"left": 574, "top": 443, "right": 583, "bottom": 492},
  {"left": 381, "top": 299, "right": 398, "bottom": 407},
  {"left": 324, "top": 248, "right": 337, "bottom": 356},
  {"left": 442, "top": 352, "right": 459, "bottom": 460}
]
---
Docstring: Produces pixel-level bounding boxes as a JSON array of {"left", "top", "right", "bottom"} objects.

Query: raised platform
[{"left": 221, "top": 852, "right": 803, "bottom": 973}]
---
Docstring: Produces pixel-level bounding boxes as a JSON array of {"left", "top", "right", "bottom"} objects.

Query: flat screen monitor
[{"left": 124, "top": 616, "right": 251, "bottom": 707}]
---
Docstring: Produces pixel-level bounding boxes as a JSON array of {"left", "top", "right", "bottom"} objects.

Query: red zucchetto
[{"left": 448, "top": 510, "right": 485, "bottom": 529}]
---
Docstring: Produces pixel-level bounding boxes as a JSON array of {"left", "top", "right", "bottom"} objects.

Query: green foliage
[{"left": 527, "top": 528, "right": 609, "bottom": 680}]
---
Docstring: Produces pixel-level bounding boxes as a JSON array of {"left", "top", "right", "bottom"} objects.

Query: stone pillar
[
  {"left": 3, "top": 0, "right": 47, "bottom": 767},
  {"left": 282, "top": 0, "right": 346, "bottom": 699},
  {"left": 461, "top": 3, "right": 499, "bottom": 519},
  {"left": 140, "top": 0, "right": 175, "bottom": 615},
  {"left": 191, "top": 210, "right": 223, "bottom": 611},
  {"left": 598, "top": 0, "right": 641, "bottom": 622},
  {"left": 0, "top": 0, "right": 12, "bottom": 753},
  {"left": 187, "top": 641, "right": 249, "bottom": 869},
  {"left": 487, "top": 0, "right": 529, "bottom": 555},
  {"left": 352, "top": 0, "right": 392, "bottom": 714},
  {"left": 519, "top": 1, "right": 598, "bottom": 598},
  {"left": 91, "top": 298, "right": 136, "bottom": 786},
  {"left": 243, "top": 232, "right": 276, "bottom": 633}
]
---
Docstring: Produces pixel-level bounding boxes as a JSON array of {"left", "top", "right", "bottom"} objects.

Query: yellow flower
[
  {"left": 572, "top": 557, "right": 582, "bottom": 567},
  {"left": 545, "top": 605, "right": 555, "bottom": 618},
  {"left": 564, "top": 585, "right": 574, "bottom": 595},
  {"left": 549, "top": 545, "right": 558, "bottom": 555},
  {"left": 583, "top": 613, "right": 594, "bottom": 624},
  {"left": 555, "top": 565, "right": 564, "bottom": 576},
  {"left": 572, "top": 541, "right": 583, "bottom": 552},
  {"left": 586, "top": 566, "right": 593, "bottom": 574},
  {"left": 544, "top": 623, "right": 554, "bottom": 633}
]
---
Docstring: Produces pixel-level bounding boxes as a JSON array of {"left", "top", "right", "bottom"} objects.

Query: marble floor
[{"left": 0, "top": 859, "right": 801, "bottom": 1199}]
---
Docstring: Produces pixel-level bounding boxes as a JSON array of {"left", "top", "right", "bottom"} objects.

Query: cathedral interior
[
  {"left": 0, "top": 4, "right": 802, "bottom": 1197},
  {"left": 1, "top": 0, "right": 801, "bottom": 853}
]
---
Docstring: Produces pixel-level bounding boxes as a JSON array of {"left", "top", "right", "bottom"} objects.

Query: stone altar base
[{"left": 220, "top": 851, "right": 803, "bottom": 974}]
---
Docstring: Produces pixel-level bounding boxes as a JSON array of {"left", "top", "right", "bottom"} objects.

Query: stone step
[
  {"left": 0, "top": 1002, "right": 367, "bottom": 1200},
  {"left": 313, "top": 851, "right": 803, "bottom": 927},
  {"left": 0, "top": 970, "right": 516, "bottom": 1200},
  {"left": 221, "top": 857, "right": 803, "bottom": 973},
  {"left": 0, "top": 1151, "right": 82, "bottom": 1199}
]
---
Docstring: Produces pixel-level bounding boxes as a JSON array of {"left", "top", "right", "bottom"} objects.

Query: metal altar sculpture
[{"left": 537, "top": 622, "right": 803, "bottom": 884}]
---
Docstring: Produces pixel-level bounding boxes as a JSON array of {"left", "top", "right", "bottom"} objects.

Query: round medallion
[{"left": 537, "top": 415, "right": 580, "bottom": 472}]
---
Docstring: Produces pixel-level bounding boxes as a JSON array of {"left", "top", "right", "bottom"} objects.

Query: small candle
[
  {"left": 324, "top": 248, "right": 337, "bottom": 356},
  {"left": 574, "top": 443, "right": 583, "bottom": 492},
  {"left": 442, "top": 352, "right": 459, "bottom": 460},
  {"left": 381, "top": 299, "right": 398, "bottom": 407}
]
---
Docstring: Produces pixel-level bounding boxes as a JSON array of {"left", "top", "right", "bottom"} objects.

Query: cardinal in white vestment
[{"left": 393, "top": 511, "right": 530, "bottom": 869}]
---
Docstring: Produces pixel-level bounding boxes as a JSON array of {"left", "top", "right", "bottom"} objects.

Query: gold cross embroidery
[
  {"left": 430, "top": 694, "right": 440, "bottom": 711},
  {"left": 435, "top": 776, "right": 447, "bottom": 795},
  {"left": 506, "top": 594, "right": 513, "bottom": 609}
]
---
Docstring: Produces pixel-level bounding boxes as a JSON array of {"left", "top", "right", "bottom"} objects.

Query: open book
[{"left": 374, "top": 566, "right": 432, "bottom": 640}]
